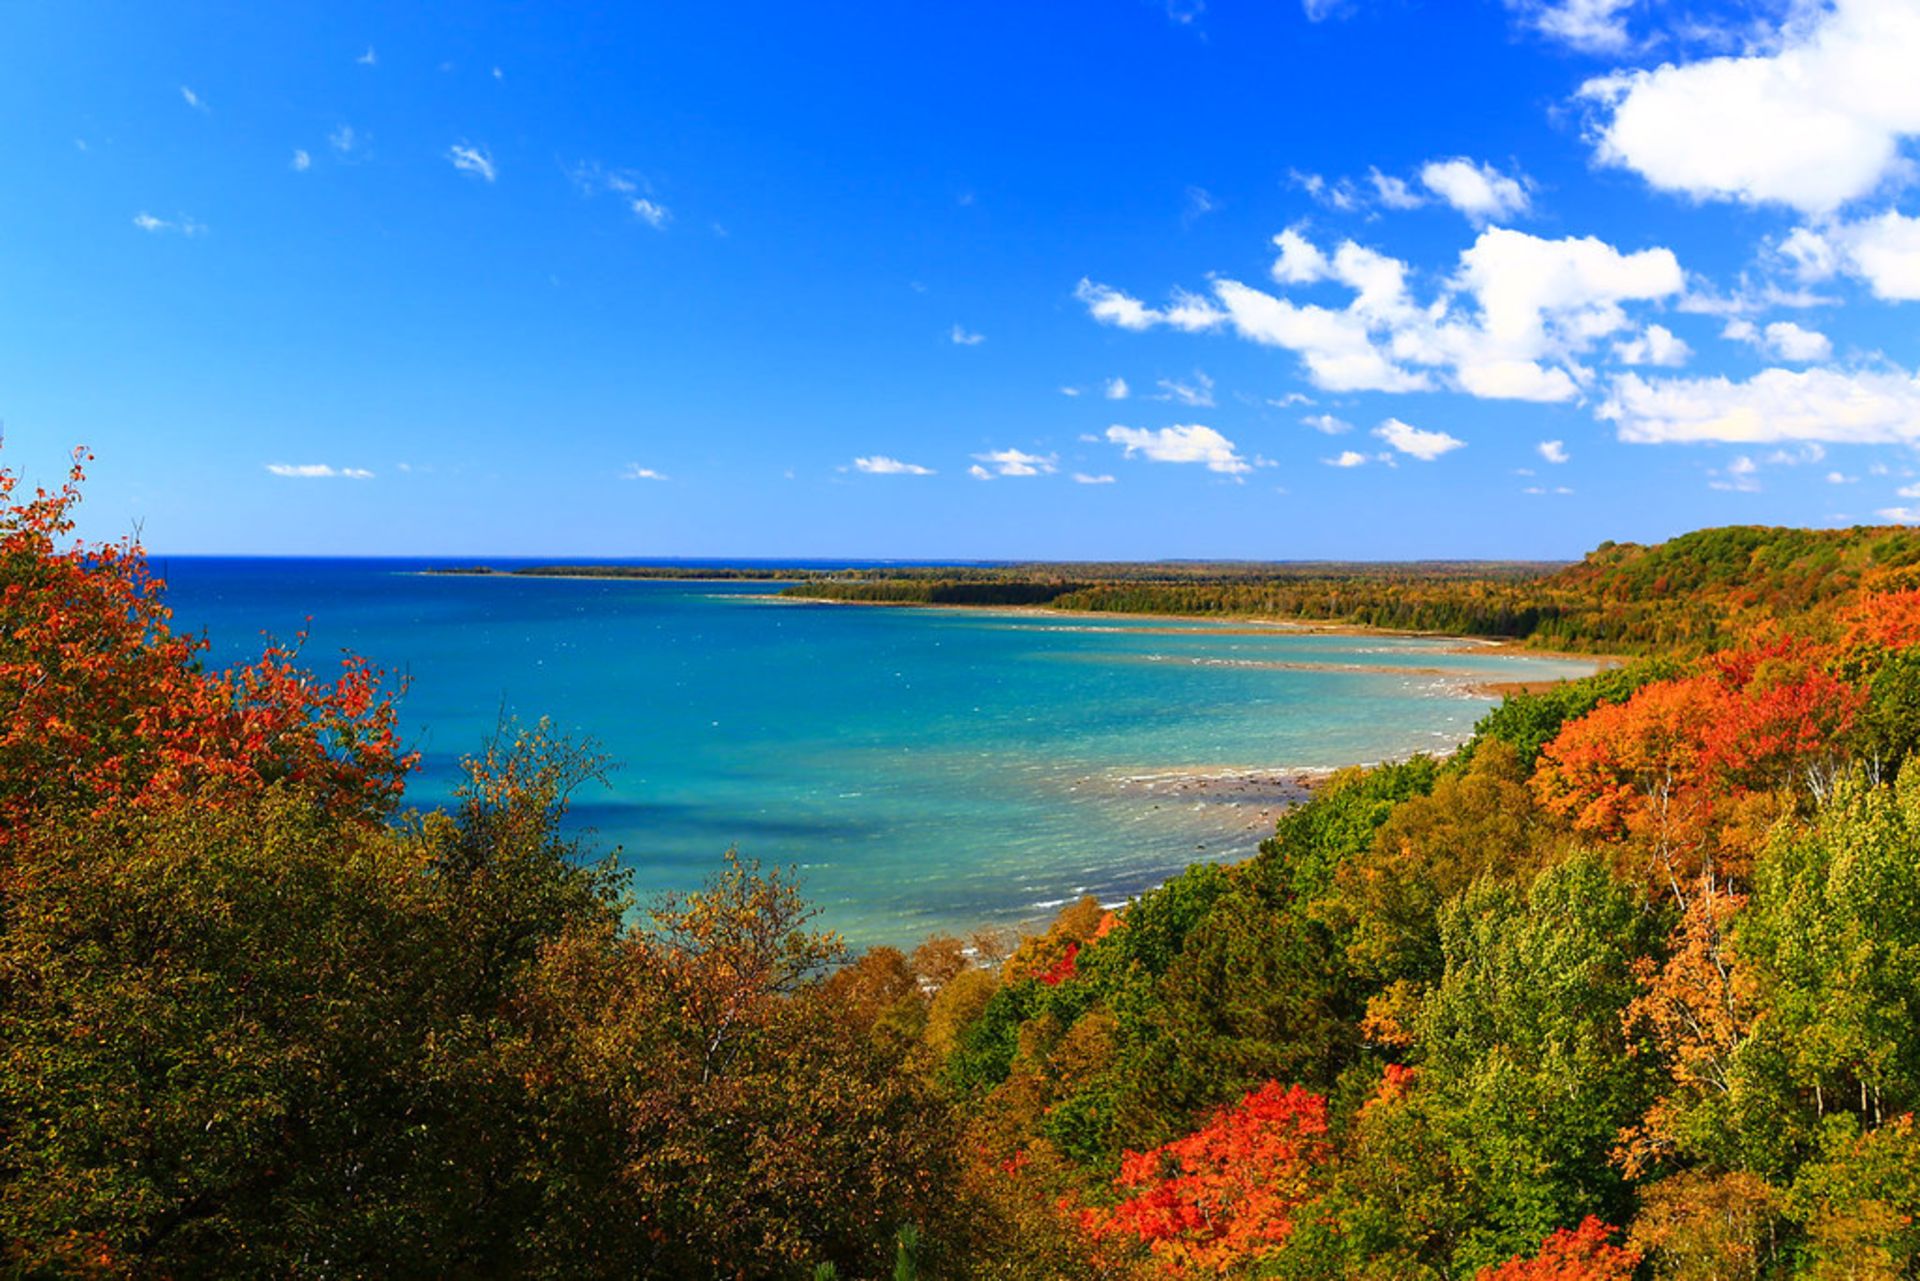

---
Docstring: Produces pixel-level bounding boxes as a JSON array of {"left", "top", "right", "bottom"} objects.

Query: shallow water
[{"left": 157, "top": 558, "right": 1600, "bottom": 946}]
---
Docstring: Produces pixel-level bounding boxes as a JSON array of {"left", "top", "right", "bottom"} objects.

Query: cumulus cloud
[
  {"left": 1325, "top": 450, "right": 1369, "bottom": 467},
  {"left": 448, "top": 142, "right": 496, "bottom": 182},
  {"left": 1105, "top": 376, "right": 1130, "bottom": 400},
  {"left": 621, "top": 465, "right": 669, "bottom": 480},
  {"left": 1369, "top": 169, "right": 1425, "bottom": 211},
  {"left": 972, "top": 448, "right": 1056, "bottom": 477},
  {"left": 1710, "top": 455, "right": 1763, "bottom": 492},
  {"left": 266, "top": 463, "right": 373, "bottom": 479},
  {"left": 1105, "top": 424, "right": 1250, "bottom": 474},
  {"left": 1613, "top": 322, "right": 1692, "bottom": 367},
  {"left": 1302, "top": 414, "right": 1353, "bottom": 434},
  {"left": 1601, "top": 366, "right": 1920, "bottom": 444},
  {"left": 852, "top": 455, "right": 935, "bottom": 475},
  {"left": 1419, "top": 158, "right": 1531, "bottom": 223},
  {"left": 1539, "top": 439, "right": 1571, "bottom": 463},
  {"left": 1080, "top": 225, "right": 1683, "bottom": 402},
  {"left": 950, "top": 324, "right": 986, "bottom": 346},
  {"left": 1723, "top": 319, "right": 1834, "bottom": 362},
  {"left": 1374, "top": 418, "right": 1465, "bottom": 460},
  {"left": 1783, "top": 212, "right": 1920, "bottom": 301},
  {"left": 1581, "top": 0, "right": 1920, "bottom": 213}
]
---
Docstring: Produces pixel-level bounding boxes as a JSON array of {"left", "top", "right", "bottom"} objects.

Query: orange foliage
[
  {"left": 0, "top": 450, "right": 412, "bottom": 843},
  {"left": 1533, "top": 638, "right": 1861, "bottom": 899},
  {"left": 1082, "top": 1082, "right": 1330, "bottom": 1274},
  {"left": 1475, "top": 1216, "right": 1640, "bottom": 1280}
]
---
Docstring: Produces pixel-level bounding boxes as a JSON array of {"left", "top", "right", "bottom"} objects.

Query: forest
[
  {"left": 9, "top": 453, "right": 1920, "bottom": 1276},
  {"left": 782, "top": 526, "right": 1920, "bottom": 655}
]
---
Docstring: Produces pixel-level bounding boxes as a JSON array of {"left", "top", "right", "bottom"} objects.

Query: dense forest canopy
[{"left": 10, "top": 457, "right": 1920, "bottom": 1276}]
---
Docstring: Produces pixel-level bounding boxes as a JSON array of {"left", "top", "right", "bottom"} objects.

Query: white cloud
[
  {"left": 1105, "top": 424, "right": 1250, "bottom": 474},
  {"left": 1613, "top": 322, "right": 1692, "bottom": 367},
  {"left": 1302, "top": 414, "right": 1353, "bottom": 434},
  {"left": 1829, "top": 470, "right": 1859, "bottom": 484},
  {"left": 1879, "top": 506, "right": 1920, "bottom": 522},
  {"left": 1325, "top": 450, "right": 1370, "bottom": 467},
  {"left": 1723, "top": 318, "right": 1834, "bottom": 362},
  {"left": 1505, "top": 0, "right": 1636, "bottom": 51},
  {"left": 969, "top": 464, "right": 993, "bottom": 480},
  {"left": 973, "top": 448, "right": 1057, "bottom": 477},
  {"left": 1301, "top": 0, "right": 1349, "bottom": 20},
  {"left": 357, "top": 46, "right": 377, "bottom": 66},
  {"left": 1073, "top": 472, "right": 1116, "bottom": 484},
  {"left": 1581, "top": 0, "right": 1920, "bottom": 213},
  {"left": 1369, "top": 168, "right": 1425, "bottom": 211},
  {"left": 1083, "top": 225, "right": 1683, "bottom": 402},
  {"left": 1374, "top": 417, "right": 1465, "bottom": 460},
  {"left": 1789, "top": 211, "right": 1920, "bottom": 301},
  {"left": 1710, "top": 455, "right": 1763, "bottom": 492},
  {"left": 180, "top": 85, "right": 206, "bottom": 111},
  {"left": 621, "top": 465, "right": 669, "bottom": 481},
  {"left": 1104, "top": 376, "right": 1130, "bottom": 400},
  {"left": 1539, "top": 439, "right": 1571, "bottom": 463},
  {"left": 1601, "top": 366, "right": 1920, "bottom": 444},
  {"left": 631, "top": 198, "right": 670, "bottom": 228},
  {"left": 1271, "top": 228, "right": 1331, "bottom": 284},
  {"left": 950, "top": 324, "right": 986, "bottom": 346},
  {"left": 853, "top": 455, "right": 935, "bottom": 475},
  {"left": 291, "top": 148, "right": 312, "bottom": 172},
  {"left": 131, "top": 212, "right": 205, "bottom": 236},
  {"left": 1419, "top": 158, "right": 1531, "bottom": 223},
  {"left": 448, "top": 143, "right": 497, "bottom": 182},
  {"left": 329, "top": 125, "right": 358, "bottom": 155},
  {"left": 1155, "top": 371, "right": 1215, "bottom": 407},
  {"left": 266, "top": 463, "right": 373, "bottom": 479},
  {"left": 1060, "top": 386, "right": 1083, "bottom": 397},
  {"left": 1289, "top": 170, "right": 1363, "bottom": 212}
]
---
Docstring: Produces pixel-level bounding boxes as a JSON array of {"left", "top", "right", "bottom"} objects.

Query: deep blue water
[{"left": 154, "top": 557, "right": 1599, "bottom": 946}]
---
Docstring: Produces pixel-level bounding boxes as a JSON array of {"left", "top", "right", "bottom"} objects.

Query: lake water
[{"left": 156, "top": 558, "right": 1600, "bottom": 946}]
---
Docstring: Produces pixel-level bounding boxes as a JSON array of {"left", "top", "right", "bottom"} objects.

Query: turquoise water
[{"left": 158, "top": 559, "right": 1600, "bottom": 946}]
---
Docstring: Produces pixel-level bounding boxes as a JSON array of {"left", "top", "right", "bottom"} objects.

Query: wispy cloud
[
  {"left": 180, "top": 85, "right": 207, "bottom": 112},
  {"left": 329, "top": 125, "right": 358, "bottom": 155},
  {"left": 132, "top": 212, "right": 206, "bottom": 236},
  {"left": 1073, "top": 472, "right": 1117, "bottom": 485},
  {"left": 448, "top": 142, "right": 497, "bottom": 183},
  {"left": 356, "top": 46, "right": 377, "bottom": 66},
  {"left": 266, "top": 463, "right": 373, "bottom": 479},
  {"left": 1155, "top": 371, "right": 1215, "bottom": 408},
  {"left": 290, "top": 149, "right": 312, "bottom": 172},
  {"left": 631, "top": 198, "right": 670, "bottom": 228},
  {"left": 950, "top": 324, "right": 986, "bottom": 346},
  {"left": 621, "top": 465, "right": 669, "bottom": 481},
  {"left": 1104, "top": 377, "right": 1130, "bottom": 400},
  {"left": 1302, "top": 414, "right": 1352, "bottom": 435},
  {"left": 852, "top": 455, "right": 935, "bottom": 476}
]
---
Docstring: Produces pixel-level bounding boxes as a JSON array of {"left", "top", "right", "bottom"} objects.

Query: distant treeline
[
  {"left": 779, "top": 526, "right": 1920, "bottom": 655},
  {"left": 429, "top": 565, "right": 831, "bottom": 581}
]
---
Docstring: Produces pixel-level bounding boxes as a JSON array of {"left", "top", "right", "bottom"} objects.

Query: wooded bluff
[{"left": 8, "top": 453, "right": 1920, "bottom": 1276}]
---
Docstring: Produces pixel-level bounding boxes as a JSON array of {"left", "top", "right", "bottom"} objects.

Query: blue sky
[{"left": 5, "top": 0, "right": 1920, "bottom": 559}]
